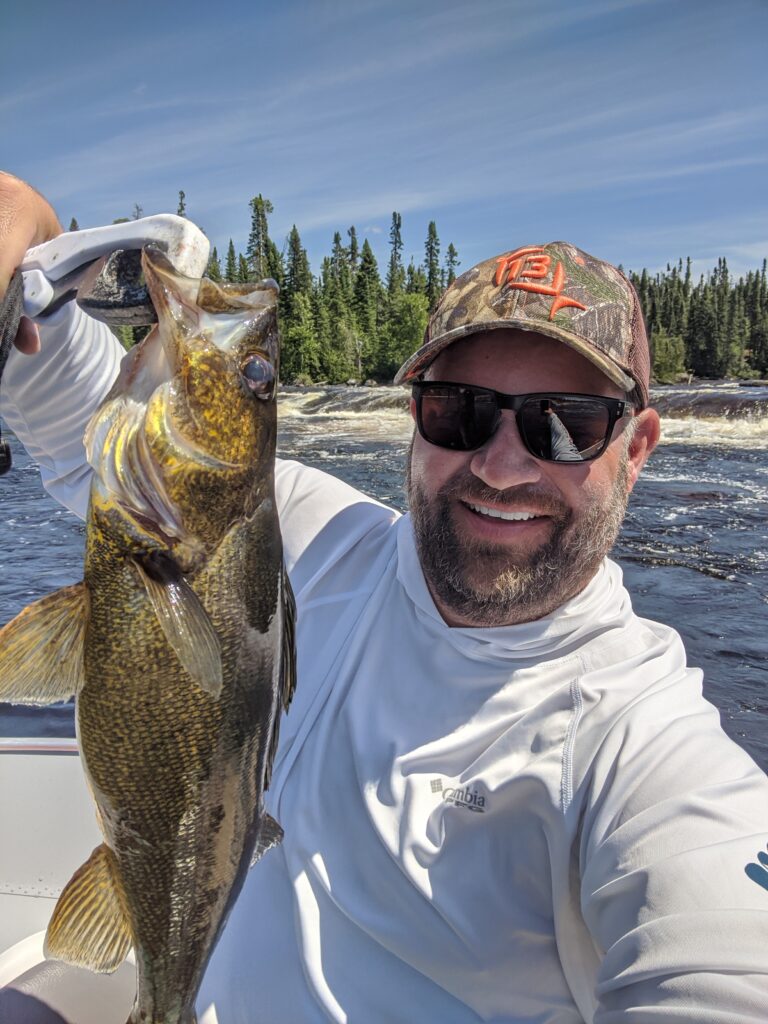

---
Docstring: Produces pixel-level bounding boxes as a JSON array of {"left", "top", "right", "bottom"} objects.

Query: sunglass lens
[
  {"left": 419, "top": 385, "right": 498, "bottom": 450},
  {"left": 520, "top": 397, "right": 611, "bottom": 462}
]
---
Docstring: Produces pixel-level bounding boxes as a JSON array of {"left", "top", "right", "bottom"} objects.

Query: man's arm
[
  {"left": 1, "top": 301, "right": 124, "bottom": 516},
  {"left": 0, "top": 173, "right": 123, "bottom": 516},
  {"left": 579, "top": 671, "right": 768, "bottom": 1021}
]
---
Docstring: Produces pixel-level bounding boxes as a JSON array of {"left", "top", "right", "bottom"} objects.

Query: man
[{"left": 1, "top": 172, "right": 767, "bottom": 1023}]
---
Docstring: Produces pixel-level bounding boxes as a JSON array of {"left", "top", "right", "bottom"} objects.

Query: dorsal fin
[{"left": 264, "top": 566, "right": 296, "bottom": 790}]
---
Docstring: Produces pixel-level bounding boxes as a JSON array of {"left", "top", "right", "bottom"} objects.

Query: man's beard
[{"left": 406, "top": 446, "right": 630, "bottom": 628}]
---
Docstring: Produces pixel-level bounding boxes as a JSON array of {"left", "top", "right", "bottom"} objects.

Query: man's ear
[
  {"left": 409, "top": 396, "right": 417, "bottom": 422},
  {"left": 626, "top": 407, "right": 661, "bottom": 492}
]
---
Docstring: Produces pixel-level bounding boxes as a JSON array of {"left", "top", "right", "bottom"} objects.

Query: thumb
[
  {"left": 0, "top": 172, "right": 63, "bottom": 300},
  {"left": 14, "top": 317, "right": 41, "bottom": 355}
]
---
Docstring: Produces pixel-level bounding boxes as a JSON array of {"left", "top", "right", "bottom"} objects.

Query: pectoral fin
[
  {"left": 0, "top": 583, "right": 87, "bottom": 705},
  {"left": 133, "top": 553, "right": 223, "bottom": 698},
  {"left": 45, "top": 843, "right": 133, "bottom": 973},
  {"left": 250, "top": 813, "right": 284, "bottom": 867}
]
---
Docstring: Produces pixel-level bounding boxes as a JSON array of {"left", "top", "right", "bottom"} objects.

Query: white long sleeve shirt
[{"left": 2, "top": 305, "right": 768, "bottom": 1022}]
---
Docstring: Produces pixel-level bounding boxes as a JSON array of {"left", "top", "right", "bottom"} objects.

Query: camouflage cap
[{"left": 394, "top": 241, "right": 650, "bottom": 408}]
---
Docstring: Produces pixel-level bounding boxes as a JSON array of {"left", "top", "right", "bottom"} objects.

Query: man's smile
[
  {"left": 463, "top": 502, "right": 543, "bottom": 522},
  {"left": 454, "top": 498, "right": 556, "bottom": 544}
]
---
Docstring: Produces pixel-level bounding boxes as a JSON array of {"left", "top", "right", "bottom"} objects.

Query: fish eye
[{"left": 241, "top": 355, "right": 275, "bottom": 399}]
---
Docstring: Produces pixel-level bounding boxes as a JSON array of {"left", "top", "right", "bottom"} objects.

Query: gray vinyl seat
[{"left": 0, "top": 958, "right": 135, "bottom": 1024}]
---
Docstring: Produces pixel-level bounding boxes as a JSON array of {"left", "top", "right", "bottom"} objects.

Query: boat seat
[{"left": 0, "top": 957, "right": 135, "bottom": 1024}]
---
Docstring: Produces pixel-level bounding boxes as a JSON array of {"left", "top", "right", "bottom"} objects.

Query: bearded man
[{"left": 0, "top": 173, "right": 767, "bottom": 1023}]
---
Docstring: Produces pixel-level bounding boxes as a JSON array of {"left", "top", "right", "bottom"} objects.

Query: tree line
[
  {"left": 199, "top": 198, "right": 459, "bottom": 384},
  {"left": 627, "top": 257, "right": 768, "bottom": 382},
  {"left": 81, "top": 193, "right": 768, "bottom": 384}
]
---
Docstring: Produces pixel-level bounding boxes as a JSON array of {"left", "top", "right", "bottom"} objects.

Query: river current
[{"left": 1, "top": 382, "right": 766, "bottom": 772}]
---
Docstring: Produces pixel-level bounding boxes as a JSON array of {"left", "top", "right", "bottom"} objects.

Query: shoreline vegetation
[{"left": 90, "top": 194, "right": 768, "bottom": 387}]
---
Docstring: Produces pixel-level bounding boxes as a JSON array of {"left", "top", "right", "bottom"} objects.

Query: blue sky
[{"left": 4, "top": 0, "right": 767, "bottom": 281}]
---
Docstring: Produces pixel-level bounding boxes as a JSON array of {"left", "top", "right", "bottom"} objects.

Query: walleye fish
[{"left": 0, "top": 248, "right": 296, "bottom": 1024}]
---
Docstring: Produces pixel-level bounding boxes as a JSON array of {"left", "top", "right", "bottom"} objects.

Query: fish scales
[
  {"left": 0, "top": 248, "right": 295, "bottom": 1024},
  {"left": 83, "top": 521, "right": 278, "bottom": 1007}
]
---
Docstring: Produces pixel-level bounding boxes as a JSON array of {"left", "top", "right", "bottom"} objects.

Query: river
[{"left": 1, "top": 382, "right": 766, "bottom": 772}]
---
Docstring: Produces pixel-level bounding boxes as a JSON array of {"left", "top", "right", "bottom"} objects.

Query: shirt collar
[{"left": 395, "top": 514, "right": 632, "bottom": 662}]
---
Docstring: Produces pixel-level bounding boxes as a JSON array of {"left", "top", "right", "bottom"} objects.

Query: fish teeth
[{"left": 466, "top": 503, "right": 539, "bottom": 522}]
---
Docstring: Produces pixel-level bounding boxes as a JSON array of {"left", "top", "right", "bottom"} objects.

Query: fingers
[
  {"left": 13, "top": 317, "right": 41, "bottom": 355},
  {"left": 0, "top": 171, "right": 63, "bottom": 300}
]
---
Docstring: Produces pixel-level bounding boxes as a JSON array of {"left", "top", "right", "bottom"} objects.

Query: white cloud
[{"left": 7, "top": 0, "right": 766, "bottom": 274}]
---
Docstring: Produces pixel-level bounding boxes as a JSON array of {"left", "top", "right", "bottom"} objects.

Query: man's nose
[{"left": 469, "top": 411, "right": 543, "bottom": 490}]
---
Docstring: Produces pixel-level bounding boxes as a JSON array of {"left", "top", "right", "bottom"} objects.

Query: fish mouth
[{"left": 84, "top": 248, "right": 279, "bottom": 550}]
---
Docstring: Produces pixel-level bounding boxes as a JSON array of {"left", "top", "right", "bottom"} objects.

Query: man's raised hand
[{"left": 0, "top": 172, "right": 62, "bottom": 354}]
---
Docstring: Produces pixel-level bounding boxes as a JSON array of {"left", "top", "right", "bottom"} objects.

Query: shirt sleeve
[
  {"left": 0, "top": 302, "right": 124, "bottom": 518},
  {"left": 579, "top": 667, "right": 768, "bottom": 1022},
  {"left": 274, "top": 459, "right": 399, "bottom": 593}
]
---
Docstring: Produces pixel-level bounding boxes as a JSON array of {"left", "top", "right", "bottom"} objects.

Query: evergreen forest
[{"left": 102, "top": 193, "right": 768, "bottom": 385}]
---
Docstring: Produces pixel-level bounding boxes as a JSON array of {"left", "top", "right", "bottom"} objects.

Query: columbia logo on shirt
[
  {"left": 745, "top": 844, "right": 768, "bottom": 893},
  {"left": 430, "top": 778, "right": 487, "bottom": 813}
]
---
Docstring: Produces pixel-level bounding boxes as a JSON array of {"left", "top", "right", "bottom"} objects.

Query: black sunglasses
[{"left": 412, "top": 382, "right": 633, "bottom": 463}]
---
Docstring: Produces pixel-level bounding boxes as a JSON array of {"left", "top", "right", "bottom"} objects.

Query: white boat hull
[{"left": 0, "top": 739, "right": 135, "bottom": 1021}]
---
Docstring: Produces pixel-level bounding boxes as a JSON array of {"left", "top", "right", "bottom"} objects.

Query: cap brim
[{"left": 393, "top": 320, "right": 636, "bottom": 394}]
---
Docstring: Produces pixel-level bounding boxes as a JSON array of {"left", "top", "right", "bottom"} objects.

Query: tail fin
[{"left": 125, "top": 1011, "right": 197, "bottom": 1023}]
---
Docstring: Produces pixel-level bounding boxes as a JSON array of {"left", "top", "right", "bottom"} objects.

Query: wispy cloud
[{"left": 6, "top": 0, "right": 767, "bottom": 274}]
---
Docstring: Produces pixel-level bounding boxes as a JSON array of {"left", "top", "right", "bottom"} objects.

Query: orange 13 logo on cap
[{"left": 494, "top": 247, "right": 588, "bottom": 320}]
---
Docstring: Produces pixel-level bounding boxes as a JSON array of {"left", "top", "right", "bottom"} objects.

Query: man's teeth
[{"left": 466, "top": 503, "right": 540, "bottom": 521}]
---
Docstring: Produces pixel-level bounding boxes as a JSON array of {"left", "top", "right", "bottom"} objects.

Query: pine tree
[
  {"left": 283, "top": 292, "right": 321, "bottom": 383},
  {"left": 207, "top": 246, "right": 222, "bottom": 282},
  {"left": 687, "top": 280, "right": 720, "bottom": 376},
  {"left": 282, "top": 225, "right": 313, "bottom": 350},
  {"left": 68, "top": 217, "right": 79, "bottom": 232},
  {"left": 715, "top": 258, "right": 731, "bottom": 372},
  {"left": 445, "top": 242, "right": 459, "bottom": 286},
  {"left": 405, "top": 260, "right": 427, "bottom": 294},
  {"left": 322, "top": 245, "right": 357, "bottom": 381},
  {"left": 353, "top": 239, "right": 384, "bottom": 377},
  {"left": 424, "top": 221, "right": 441, "bottom": 310},
  {"left": 177, "top": 190, "right": 186, "bottom": 217},
  {"left": 386, "top": 212, "right": 405, "bottom": 295},
  {"left": 750, "top": 315, "right": 768, "bottom": 375},
  {"left": 311, "top": 284, "right": 333, "bottom": 381},
  {"left": 377, "top": 293, "right": 429, "bottom": 380},
  {"left": 683, "top": 256, "right": 692, "bottom": 298},
  {"left": 353, "top": 240, "right": 382, "bottom": 332},
  {"left": 348, "top": 226, "right": 359, "bottom": 273},
  {"left": 636, "top": 268, "right": 651, "bottom": 324},
  {"left": 650, "top": 327, "right": 686, "bottom": 382},
  {"left": 727, "top": 288, "right": 750, "bottom": 375},
  {"left": 330, "top": 231, "right": 353, "bottom": 302},
  {"left": 225, "top": 240, "right": 237, "bottom": 283},
  {"left": 238, "top": 254, "right": 250, "bottom": 283},
  {"left": 247, "top": 195, "right": 277, "bottom": 280},
  {"left": 283, "top": 226, "right": 313, "bottom": 305},
  {"left": 266, "top": 239, "right": 285, "bottom": 288},
  {"left": 132, "top": 203, "right": 143, "bottom": 221}
]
